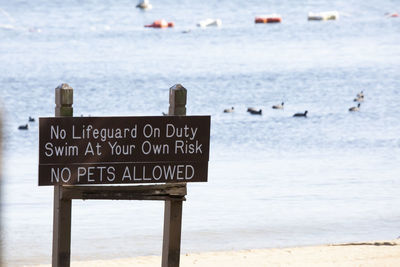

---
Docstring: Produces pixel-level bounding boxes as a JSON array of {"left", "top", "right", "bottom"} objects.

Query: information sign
[{"left": 39, "top": 116, "right": 210, "bottom": 185}]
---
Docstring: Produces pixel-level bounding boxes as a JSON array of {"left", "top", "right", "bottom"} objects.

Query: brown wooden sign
[{"left": 39, "top": 116, "right": 210, "bottom": 185}]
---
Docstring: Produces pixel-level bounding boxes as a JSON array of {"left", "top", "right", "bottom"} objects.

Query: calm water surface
[{"left": 1, "top": 0, "right": 400, "bottom": 265}]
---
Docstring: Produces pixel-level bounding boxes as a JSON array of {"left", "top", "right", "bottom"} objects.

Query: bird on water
[
  {"left": 272, "top": 102, "right": 284, "bottom": 109},
  {"left": 349, "top": 103, "right": 361, "bottom": 112},
  {"left": 354, "top": 91, "right": 364, "bottom": 102},
  {"left": 293, "top": 110, "right": 308, "bottom": 117},
  {"left": 223, "top": 107, "right": 234, "bottom": 113},
  {"left": 247, "top": 107, "right": 262, "bottom": 115},
  {"left": 29, "top": 116, "right": 35, "bottom": 122},
  {"left": 18, "top": 124, "right": 28, "bottom": 130}
]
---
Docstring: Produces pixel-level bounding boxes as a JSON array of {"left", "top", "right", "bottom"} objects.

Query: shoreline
[{"left": 29, "top": 239, "right": 400, "bottom": 267}]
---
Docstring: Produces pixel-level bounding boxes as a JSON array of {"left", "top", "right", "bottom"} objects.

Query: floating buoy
[
  {"left": 197, "top": 18, "right": 222, "bottom": 27},
  {"left": 308, "top": 11, "right": 339, "bottom": 21},
  {"left": 145, "top": 19, "right": 174, "bottom": 28},
  {"left": 255, "top": 14, "right": 282, "bottom": 23},
  {"left": 385, "top": 12, "right": 399, "bottom": 18},
  {"left": 136, "top": 0, "right": 152, "bottom": 10},
  {"left": 0, "top": 24, "right": 14, "bottom": 30}
]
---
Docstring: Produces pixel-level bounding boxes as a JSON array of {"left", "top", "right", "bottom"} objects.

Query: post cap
[
  {"left": 55, "top": 83, "right": 73, "bottom": 106},
  {"left": 55, "top": 83, "right": 73, "bottom": 91},
  {"left": 170, "top": 84, "right": 186, "bottom": 91},
  {"left": 169, "top": 84, "right": 187, "bottom": 115},
  {"left": 169, "top": 84, "right": 187, "bottom": 105}
]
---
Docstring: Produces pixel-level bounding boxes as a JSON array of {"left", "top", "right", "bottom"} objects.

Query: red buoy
[
  {"left": 145, "top": 19, "right": 174, "bottom": 28},
  {"left": 255, "top": 15, "right": 282, "bottom": 23}
]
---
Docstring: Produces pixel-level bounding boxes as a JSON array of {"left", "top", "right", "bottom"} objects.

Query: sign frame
[{"left": 38, "top": 115, "right": 210, "bottom": 186}]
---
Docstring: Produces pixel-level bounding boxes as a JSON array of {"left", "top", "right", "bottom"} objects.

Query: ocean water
[{"left": 1, "top": 0, "right": 400, "bottom": 265}]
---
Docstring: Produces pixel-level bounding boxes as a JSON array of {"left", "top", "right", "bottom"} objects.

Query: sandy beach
[{"left": 29, "top": 240, "right": 400, "bottom": 267}]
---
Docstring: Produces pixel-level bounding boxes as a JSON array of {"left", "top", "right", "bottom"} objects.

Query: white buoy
[
  {"left": 197, "top": 18, "right": 222, "bottom": 27},
  {"left": 308, "top": 11, "right": 339, "bottom": 21},
  {"left": 136, "top": 0, "right": 152, "bottom": 10},
  {"left": 0, "top": 24, "right": 15, "bottom": 30}
]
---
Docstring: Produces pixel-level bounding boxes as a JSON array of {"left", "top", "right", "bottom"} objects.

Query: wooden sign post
[
  {"left": 164, "top": 84, "right": 186, "bottom": 267},
  {"left": 41, "top": 83, "right": 210, "bottom": 267},
  {"left": 53, "top": 83, "right": 73, "bottom": 267}
]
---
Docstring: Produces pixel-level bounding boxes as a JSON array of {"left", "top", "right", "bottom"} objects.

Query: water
[{"left": 1, "top": 0, "right": 400, "bottom": 265}]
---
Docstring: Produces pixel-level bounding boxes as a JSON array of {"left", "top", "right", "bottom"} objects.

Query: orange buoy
[
  {"left": 145, "top": 19, "right": 174, "bottom": 28},
  {"left": 384, "top": 12, "right": 399, "bottom": 18},
  {"left": 266, "top": 17, "right": 281, "bottom": 23},
  {"left": 255, "top": 14, "right": 282, "bottom": 23},
  {"left": 255, "top": 17, "right": 267, "bottom": 23}
]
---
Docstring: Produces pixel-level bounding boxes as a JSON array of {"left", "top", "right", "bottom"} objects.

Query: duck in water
[
  {"left": 272, "top": 102, "right": 284, "bottom": 109},
  {"left": 354, "top": 91, "right": 364, "bottom": 102},
  {"left": 18, "top": 124, "right": 28, "bottom": 130},
  {"left": 293, "top": 110, "right": 308, "bottom": 117},
  {"left": 247, "top": 107, "right": 262, "bottom": 115},
  {"left": 349, "top": 103, "right": 360, "bottom": 112},
  {"left": 223, "top": 107, "right": 234, "bottom": 113}
]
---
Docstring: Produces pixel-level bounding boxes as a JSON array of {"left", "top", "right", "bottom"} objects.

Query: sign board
[{"left": 39, "top": 116, "right": 210, "bottom": 185}]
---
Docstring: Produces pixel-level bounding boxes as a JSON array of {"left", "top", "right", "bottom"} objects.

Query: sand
[{"left": 29, "top": 240, "right": 400, "bottom": 267}]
